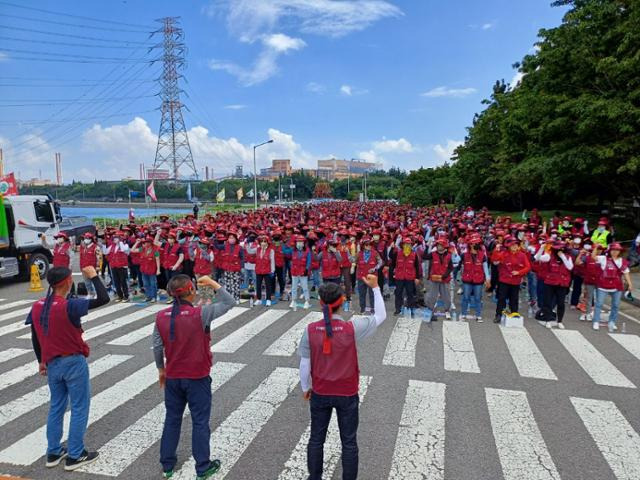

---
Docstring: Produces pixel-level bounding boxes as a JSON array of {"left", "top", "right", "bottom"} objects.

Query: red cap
[
  {"left": 82, "top": 232, "right": 94, "bottom": 239},
  {"left": 54, "top": 232, "right": 69, "bottom": 239},
  {"left": 608, "top": 242, "right": 623, "bottom": 251}
]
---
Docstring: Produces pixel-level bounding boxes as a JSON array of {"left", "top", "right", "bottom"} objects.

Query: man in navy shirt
[{"left": 27, "top": 265, "right": 110, "bottom": 471}]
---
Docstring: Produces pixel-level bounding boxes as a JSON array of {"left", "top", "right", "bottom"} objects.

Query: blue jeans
[
  {"left": 47, "top": 355, "right": 90, "bottom": 459},
  {"left": 291, "top": 275, "right": 310, "bottom": 302},
  {"left": 142, "top": 273, "right": 157, "bottom": 300},
  {"left": 526, "top": 272, "right": 537, "bottom": 302},
  {"left": 593, "top": 289, "right": 622, "bottom": 325},
  {"left": 536, "top": 274, "right": 545, "bottom": 306},
  {"left": 161, "top": 377, "right": 212, "bottom": 476},
  {"left": 243, "top": 268, "right": 256, "bottom": 288},
  {"left": 308, "top": 393, "right": 359, "bottom": 480},
  {"left": 461, "top": 283, "right": 483, "bottom": 316},
  {"left": 311, "top": 269, "right": 321, "bottom": 290}
]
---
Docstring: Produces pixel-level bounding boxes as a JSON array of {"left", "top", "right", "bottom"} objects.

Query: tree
[{"left": 313, "top": 182, "right": 332, "bottom": 198}]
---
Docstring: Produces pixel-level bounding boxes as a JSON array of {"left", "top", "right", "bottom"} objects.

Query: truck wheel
[{"left": 29, "top": 253, "right": 50, "bottom": 280}]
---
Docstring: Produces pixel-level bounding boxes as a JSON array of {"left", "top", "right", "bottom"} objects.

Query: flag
[
  {"left": 246, "top": 189, "right": 254, "bottom": 198},
  {"left": 186, "top": 183, "right": 192, "bottom": 202},
  {"left": 146, "top": 181, "right": 157, "bottom": 202},
  {"left": 265, "top": 191, "right": 269, "bottom": 201},
  {"left": 236, "top": 188, "right": 243, "bottom": 200},
  {"left": 0, "top": 196, "right": 9, "bottom": 248},
  {"left": 216, "top": 188, "right": 225, "bottom": 202},
  {"left": 0, "top": 173, "right": 18, "bottom": 197}
]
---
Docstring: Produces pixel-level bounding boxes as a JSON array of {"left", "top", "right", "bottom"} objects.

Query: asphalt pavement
[{"left": 0, "top": 273, "right": 639, "bottom": 480}]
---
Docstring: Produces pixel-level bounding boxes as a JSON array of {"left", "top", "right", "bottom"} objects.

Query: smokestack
[
  {"left": 139, "top": 163, "right": 143, "bottom": 180},
  {"left": 205, "top": 166, "right": 209, "bottom": 181},
  {"left": 55, "top": 153, "right": 63, "bottom": 186},
  {"left": 0, "top": 148, "right": 4, "bottom": 177}
]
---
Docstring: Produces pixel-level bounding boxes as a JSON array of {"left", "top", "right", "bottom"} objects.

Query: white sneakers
[
  {"left": 557, "top": 323, "right": 565, "bottom": 330},
  {"left": 608, "top": 323, "right": 617, "bottom": 333},
  {"left": 476, "top": 316, "right": 483, "bottom": 323},
  {"left": 303, "top": 301, "right": 310, "bottom": 309},
  {"left": 545, "top": 322, "right": 552, "bottom": 329},
  {"left": 265, "top": 300, "right": 271, "bottom": 307},
  {"left": 592, "top": 322, "right": 600, "bottom": 331},
  {"left": 289, "top": 301, "right": 296, "bottom": 309},
  {"left": 445, "top": 311, "right": 452, "bottom": 320}
]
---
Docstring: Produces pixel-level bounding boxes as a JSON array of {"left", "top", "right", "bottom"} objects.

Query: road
[{"left": 0, "top": 276, "right": 639, "bottom": 480}]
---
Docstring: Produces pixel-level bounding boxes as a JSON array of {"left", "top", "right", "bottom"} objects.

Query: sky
[{"left": 0, "top": 0, "right": 568, "bottom": 183}]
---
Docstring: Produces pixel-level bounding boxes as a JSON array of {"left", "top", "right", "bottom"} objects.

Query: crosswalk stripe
[
  {"left": 0, "top": 300, "right": 32, "bottom": 313},
  {"left": 78, "top": 362, "right": 246, "bottom": 477},
  {"left": 0, "top": 354, "right": 131, "bottom": 429},
  {"left": 0, "top": 307, "right": 31, "bottom": 324},
  {"left": 213, "top": 309, "right": 288, "bottom": 353},
  {"left": 277, "top": 376, "right": 371, "bottom": 480},
  {"left": 485, "top": 388, "right": 561, "bottom": 480},
  {"left": 263, "top": 312, "right": 322, "bottom": 357},
  {"left": 553, "top": 330, "right": 635, "bottom": 388},
  {"left": 499, "top": 326, "right": 557, "bottom": 380},
  {"left": 382, "top": 316, "right": 422, "bottom": 367},
  {"left": 388, "top": 380, "right": 446, "bottom": 479},
  {"left": 0, "top": 348, "right": 30, "bottom": 365},
  {"left": 608, "top": 333, "right": 640, "bottom": 361},
  {"left": 442, "top": 320, "right": 480, "bottom": 373},
  {"left": 0, "top": 362, "right": 159, "bottom": 465},
  {"left": 82, "top": 305, "right": 165, "bottom": 341},
  {"left": 0, "top": 361, "right": 37, "bottom": 393},
  {"left": 107, "top": 306, "right": 248, "bottom": 347},
  {"left": 173, "top": 367, "right": 299, "bottom": 480},
  {"left": 0, "top": 310, "right": 32, "bottom": 338},
  {"left": 571, "top": 397, "right": 640, "bottom": 479},
  {"left": 15, "top": 303, "right": 133, "bottom": 340}
]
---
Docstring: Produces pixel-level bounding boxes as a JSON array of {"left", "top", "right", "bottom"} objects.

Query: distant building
[
  {"left": 316, "top": 158, "right": 381, "bottom": 181},
  {"left": 146, "top": 168, "right": 171, "bottom": 180},
  {"left": 234, "top": 165, "right": 243, "bottom": 178},
  {"left": 21, "top": 178, "right": 53, "bottom": 187},
  {"left": 260, "top": 159, "right": 292, "bottom": 178}
]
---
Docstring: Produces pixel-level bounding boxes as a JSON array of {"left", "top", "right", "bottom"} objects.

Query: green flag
[{"left": 0, "top": 196, "right": 9, "bottom": 248}]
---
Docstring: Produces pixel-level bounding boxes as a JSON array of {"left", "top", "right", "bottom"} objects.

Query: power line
[
  {"left": 0, "top": 35, "right": 150, "bottom": 49},
  {"left": 0, "top": 24, "right": 153, "bottom": 44},
  {"left": 0, "top": 13, "right": 151, "bottom": 33},
  {"left": 5, "top": 56, "right": 154, "bottom": 64},
  {"left": 0, "top": 79, "right": 156, "bottom": 87},
  {"left": 0, "top": 48, "right": 154, "bottom": 62},
  {"left": 0, "top": 109, "right": 158, "bottom": 126},
  {"left": 0, "top": 94, "right": 157, "bottom": 107},
  {"left": 0, "top": 1, "right": 152, "bottom": 29}
]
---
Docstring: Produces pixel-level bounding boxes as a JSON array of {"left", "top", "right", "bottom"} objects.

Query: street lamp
[{"left": 253, "top": 139, "right": 273, "bottom": 210}]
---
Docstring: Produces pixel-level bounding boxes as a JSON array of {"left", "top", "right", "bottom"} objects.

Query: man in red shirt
[{"left": 492, "top": 237, "right": 531, "bottom": 322}]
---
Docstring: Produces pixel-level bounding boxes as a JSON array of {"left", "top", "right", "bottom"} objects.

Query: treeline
[{"left": 400, "top": 0, "right": 640, "bottom": 210}]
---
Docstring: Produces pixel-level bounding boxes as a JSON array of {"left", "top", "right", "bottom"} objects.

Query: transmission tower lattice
[{"left": 151, "top": 17, "right": 197, "bottom": 180}]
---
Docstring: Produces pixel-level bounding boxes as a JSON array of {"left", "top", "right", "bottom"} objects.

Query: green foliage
[{"left": 399, "top": 164, "right": 457, "bottom": 206}]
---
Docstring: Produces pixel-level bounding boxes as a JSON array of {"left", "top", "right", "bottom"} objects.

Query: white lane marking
[
  {"left": 15, "top": 303, "right": 132, "bottom": 340},
  {"left": 571, "top": 396, "right": 640, "bottom": 480},
  {"left": 0, "top": 348, "right": 30, "bottom": 364},
  {"left": 0, "top": 307, "right": 31, "bottom": 323},
  {"left": 388, "top": 380, "right": 446, "bottom": 480},
  {"left": 278, "top": 376, "right": 372, "bottom": 480},
  {"left": 499, "top": 326, "right": 557, "bottom": 380},
  {"left": 617, "top": 310, "right": 640, "bottom": 324},
  {"left": 0, "top": 309, "right": 33, "bottom": 337},
  {"left": 0, "top": 362, "right": 158, "bottom": 465},
  {"left": 173, "top": 367, "right": 299, "bottom": 480},
  {"left": 442, "top": 320, "right": 480, "bottom": 373},
  {"left": 82, "top": 305, "right": 165, "bottom": 341},
  {"left": 0, "top": 361, "right": 37, "bottom": 392},
  {"left": 382, "top": 315, "right": 422, "bottom": 367},
  {"left": 0, "top": 300, "right": 33, "bottom": 313},
  {"left": 553, "top": 330, "right": 635, "bottom": 388},
  {"left": 213, "top": 309, "right": 288, "bottom": 353},
  {"left": 486, "top": 388, "right": 561, "bottom": 480},
  {"left": 263, "top": 312, "right": 323, "bottom": 357},
  {"left": 106, "top": 306, "right": 248, "bottom": 347},
  {"left": 0, "top": 354, "right": 131, "bottom": 428},
  {"left": 609, "top": 333, "right": 640, "bottom": 361},
  {"left": 79, "top": 362, "right": 246, "bottom": 477}
]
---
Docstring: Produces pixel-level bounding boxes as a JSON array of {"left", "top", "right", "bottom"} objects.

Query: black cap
[{"left": 47, "top": 267, "right": 72, "bottom": 286}]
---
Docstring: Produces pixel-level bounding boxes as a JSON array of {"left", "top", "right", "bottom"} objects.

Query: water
[{"left": 61, "top": 206, "right": 191, "bottom": 220}]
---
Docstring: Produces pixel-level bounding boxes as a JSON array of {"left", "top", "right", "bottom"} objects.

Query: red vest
[
  {"left": 429, "top": 252, "right": 452, "bottom": 283},
  {"left": 597, "top": 257, "right": 627, "bottom": 291},
  {"left": 338, "top": 244, "right": 352, "bottom": 268},
  {"left": 79, "top": 243, "right": 97, "bottom": 268},
  {"left": 321, "top": 250, "right": 341, "bottom": 279},
  {"left": 30, "top": 296, "right": 90, "bottom": 364},
  {"left": 308, "top": 319, "right": 359, "bottom": 396},
  {"left": 222, "top": 244, "right": 242, "bottom": 272},
  {"left": 374, "top": 240, "right": 387, "bottom": 263},
  {"left": 139, "top": 246, "right": 158, "bottom": 275},
  {"left": 155, "top": 304, "right": 212, "bottom": 379},
  {"left": 109, "top": 244, "right": 128, "bottom": 268},
  {"left": 497, "top": 251, "right": 530, "bottom": 285},
  {"left": 291, "top": 248, "right": 309, "bottom": 276},
  {"left": 255, "top": 247, "right": 273, "bottom": 275},
  {"left": 274, "top": 246, "right": 285, "bottom": 268},
  {"left": 244, "top": 242, "right": 257, "bottom": 265},
  {"left": 545, "top": 257, "right": 571, "bottom": 287},
  {"left": 583, "top": 256, "right": 601, "bottom": 286},
  {"left": 394, "top": 249, "right": 418, "bottom": 281},
  {"left": 163, "top": 243, "right": 182, "bottom": 270},
  {"left": 53, "top": 243, "right": 71, "bottom": 268},
  {"left": 356, "top": 249, "right": 378, "bottom": 279},
  {"left": 461, "top": 251, "right": 485, "bottom": 284},
  {"left": 310, "top": 249, "right": 320, "bottom": 270},
  {"left": 194, "top": 248, "right": 213, "bottom": 275}
]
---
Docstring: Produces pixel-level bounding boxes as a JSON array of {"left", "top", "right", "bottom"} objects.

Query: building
[
  {"left": 234, "top": 165, "right": 243, "bottom": 178},
  {"left": 316, "top": 158, "right": 381, "bottom": 181},
  {"left": 21, "top": 178, "right": 53, "bottom": 187},
  {"left": 146, "top": 168, "right": 171, "bottom": 180},
  {"left": 260, "top": 159, "right": 293, "bottom": 178}
]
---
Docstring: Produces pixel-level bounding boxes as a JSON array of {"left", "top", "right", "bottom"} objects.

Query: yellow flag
[
  {"left": 236, "top": 188, "right": 243, "bottom": 200},
  {"left": 216, "top": 188, "right": 225, "bottom": 202}
]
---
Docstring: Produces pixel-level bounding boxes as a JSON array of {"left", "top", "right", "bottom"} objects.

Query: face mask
[
  {"left": 598, "top": 226, "right": 605, "bottom": 232},
  {"left": 573, "top": 238, "right": 581, "bottom": 245},
  {"left": 261, "top": 242, "right": 268, "bottom": 248},
  {"left": 83, "top": 239, "right": 92, "bottom": 245},
  {"left": 228, "top": 238, "right": 236, "bottom": 245},
  {"left": 113, "top": 238, "right": 120, "bottom": 244},
  {"left": 200, "top": 244, "right": 208, "bottom": 250},
  {"left": 364, "top": 245, "right": 371, "bottom": 250},
  {"left": 372, "top": 235, "right": 380, "bottom": 241},
  {"left": 57, "top": 238, "right": 64, "bottom": 245},
  {"left": 517, "top": 232, "right": 524, "bottom": 240},
  {"left": 403, "top": 245, "right": 412, "bottom": 255},
  {"left": 296, "top": 242, "right": 304, "bottom": 249}
]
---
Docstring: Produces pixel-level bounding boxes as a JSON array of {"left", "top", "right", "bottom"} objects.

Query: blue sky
[{"left": 0, "top": 0, "right": 567, "bottom": 182}]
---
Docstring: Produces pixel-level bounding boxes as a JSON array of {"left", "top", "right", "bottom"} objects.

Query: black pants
[
  {"left": 308, "top": 393, "right": 359, "bottom": 480},
  {"left": 111, "top": 267, "right": 129, "bottom": 300},
  {"left": 377, "top": 268, "right": 385, "bottom": 290},
  {"left": 357, "top": 280, "right": 374, "bottom": 312},
  {"left": 255, "top": 274, "right": 274, "bottom": 301},
  {"left": 394, "top": 279, "right": 416, "bottom": 312},
  {"left": 496, "top": 282, "right": 519, "bottom": 317},
  {"left": 570, "top": 274, "right": 583, "bottom": 307},
  {"left": 543, "top": 283, "right": 568, "bottom": 322},
  {"left": 275, "top": 266, "right": 286, "bottom": 296},
  {"left": 183, "top": 259, "right": 194, "bottom": 281},
  {"left": 341, "top": 267, "right": 352, "bottom": 301},
  {"left": 323, "top": 277, "right": 341, "bottom": 286},
  {"left": 489, "top": 264, "right": 499, "bottom": 293}
]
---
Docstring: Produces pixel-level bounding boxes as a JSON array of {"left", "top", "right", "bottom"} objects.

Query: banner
[
  {"left": 246, "top": 189, "right": 254, "bottom": 198},
  {"left": 0, "top": 173, "right": 18, "bottom": 197},
  {"left": 146, "top": 181, "right": 157, "bottom": 202},
  {"left": 0, "top": 195, "right": 9, "bottom": 248},
  {"left": 216, "top": 188, "right": 225, "bottom": 202},
  {"left": 236, "top": 188, "right": 243, "bottom": 200}
]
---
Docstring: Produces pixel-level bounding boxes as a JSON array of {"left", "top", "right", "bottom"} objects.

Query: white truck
[{"left": 0, "top": 195, "right": 96, "bottom": 280}]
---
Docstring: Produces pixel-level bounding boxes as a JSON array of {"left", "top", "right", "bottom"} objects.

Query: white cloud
[
  {"left": 358, "top": 150, "right": 380, "bottom": 163},
  {"left": 0, "top": 52, "right": 8, "bottom": 62},
  {"left": 223, "top": 104, "right": 248, "bottom": 110},
  {"left": 481, "top": 22, "right": 495, "bottom": 30},
  {"left": 306, "top": 81, "right": 326, "bottom": 94},
  {"left": 340, "top": 85, "right": 353, "bottom": 96},
  {"left": 421, "top": 86, "right": 477, "bottom": 98},
  {"left": 372, "top": 137, "right": 414, "bottom": 153},
  {"left": 433, "top": 139, "right": 463, "bottom": 162},
  {"left": 510, "top": 71, "right": 525, "bottom": 89},
  {"left": 209, "top": 32, "right": 306, "bottom": 86},
  {"left": 340, "top": 84, "right": 368, "bottom": 96}
]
